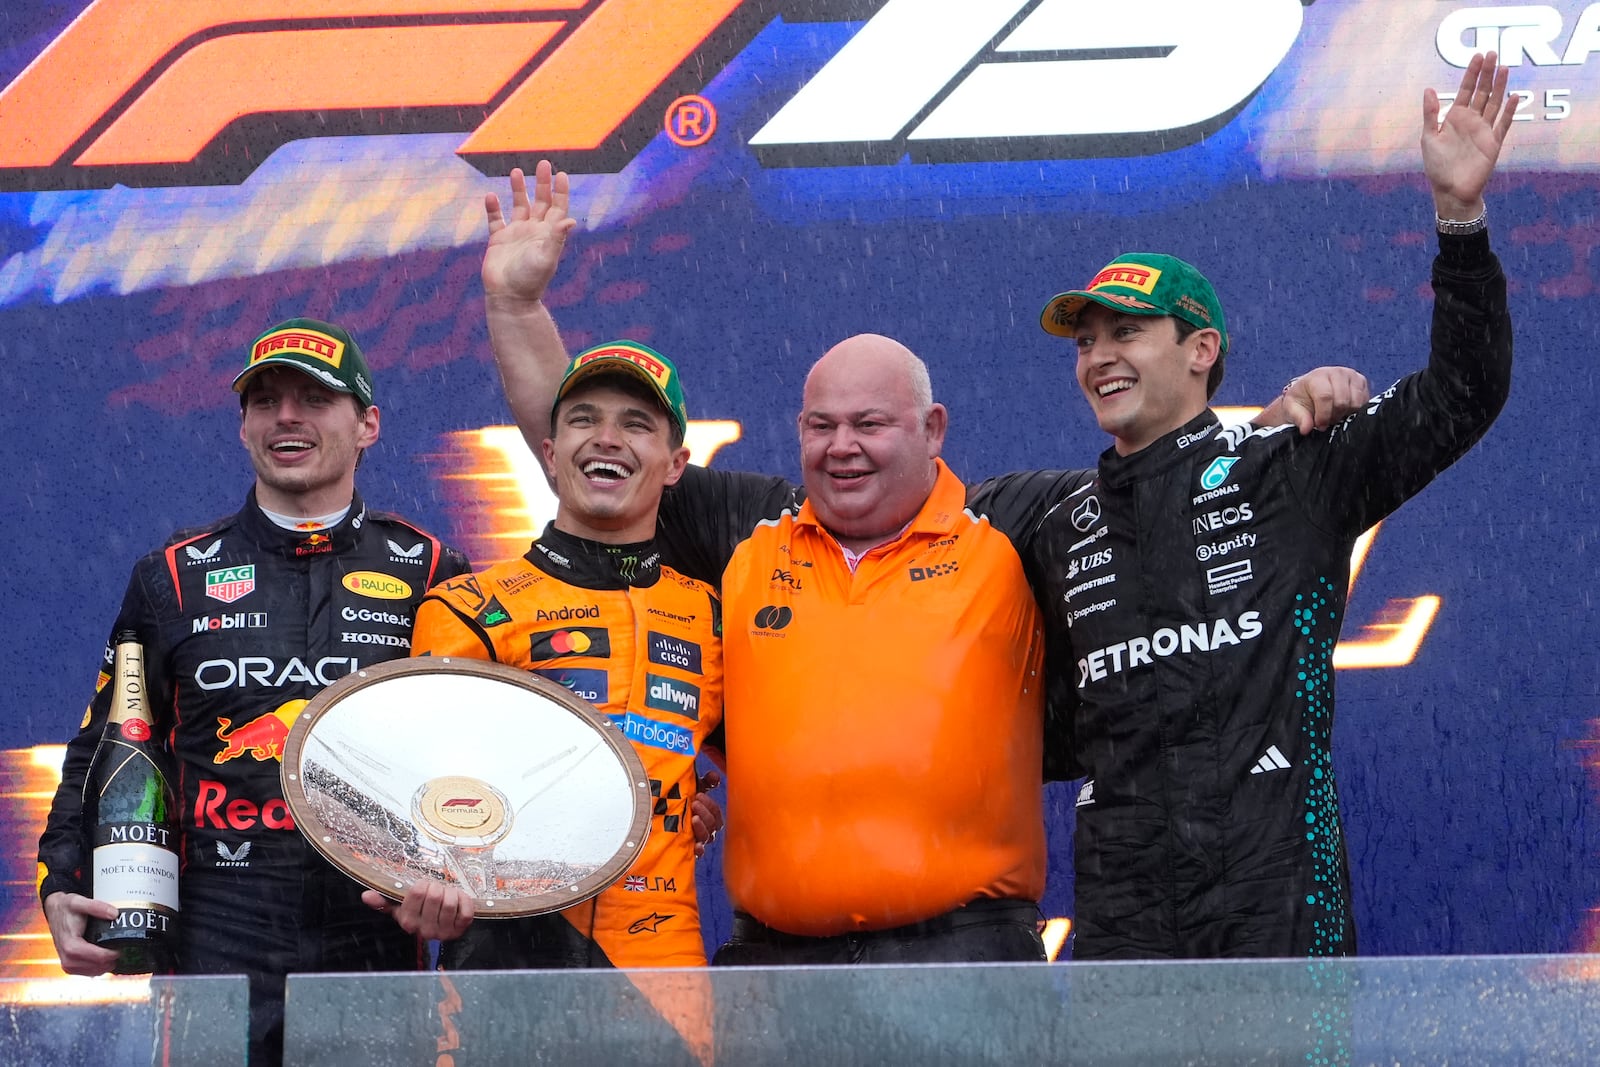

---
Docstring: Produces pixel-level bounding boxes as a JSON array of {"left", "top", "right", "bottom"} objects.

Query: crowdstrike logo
[{"left": 1077, "top": 611, "right": 1263, "bottom": 686}]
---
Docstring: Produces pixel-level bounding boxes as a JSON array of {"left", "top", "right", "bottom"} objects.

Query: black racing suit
[
  {"left": 1024, "top": 230, "right": 1512, "bottom": 958},
  {"left": 38, "top": 489, "right": 470, "bottom": 1062}
]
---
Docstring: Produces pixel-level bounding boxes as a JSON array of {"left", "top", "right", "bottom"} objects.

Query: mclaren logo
[{"left": 0, "top": 0, "right": 1307, "bottom": 189}]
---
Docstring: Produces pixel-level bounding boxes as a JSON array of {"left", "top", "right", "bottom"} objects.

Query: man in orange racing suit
[{"left": 378, "top": 342, "right": 722, "bottom": 1061}]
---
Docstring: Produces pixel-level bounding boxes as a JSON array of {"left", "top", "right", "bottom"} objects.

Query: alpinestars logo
[{"left": 0, "top": 0, "right": 1307, "bottom": 189}]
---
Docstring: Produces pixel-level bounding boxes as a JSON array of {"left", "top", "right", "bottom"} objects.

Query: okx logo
[{"left": 0, "top": 0, "right": 1308, "bottom": 189}]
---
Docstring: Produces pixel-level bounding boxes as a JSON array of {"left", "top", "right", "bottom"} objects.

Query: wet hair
[
  {"left": 1173, "top": 318, "right": 1225, "bottom": 400},
  {"left": 554, "top": 371, "right": 685, "bottom": 449}
]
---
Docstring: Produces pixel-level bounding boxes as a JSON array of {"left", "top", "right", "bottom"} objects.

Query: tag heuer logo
[
  {"left": 1200, "top": 456, "right": 1240, "bottom": 492},
  {"left": 205, "top": 565, "right": 256, "bottom": 604}
]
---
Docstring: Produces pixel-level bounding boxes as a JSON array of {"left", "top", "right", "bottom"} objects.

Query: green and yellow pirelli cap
[
  {"left": 1040, "top": 253, "right": 1229, "bottom": 355},
  {"left": 553, "top": 340, "right": 688, "bottom": 436},
  {"left": 232, "top": 318, "right": 375, "bottom": 407}
]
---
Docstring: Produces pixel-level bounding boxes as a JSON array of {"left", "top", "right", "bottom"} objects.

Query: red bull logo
[{"left": 213, "top": 700, "right": 306, "bottom": 763}]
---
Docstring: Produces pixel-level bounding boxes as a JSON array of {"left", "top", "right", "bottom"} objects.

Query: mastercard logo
[
  {"left": 551, "top": 630, "right": 590, "bottom": 653},
  {"left": 530, "top": 627, "right": 611, "bottom": 661}
]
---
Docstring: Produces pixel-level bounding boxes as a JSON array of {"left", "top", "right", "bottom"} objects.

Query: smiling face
[
  {"left": 798, "top": 335, "right": 947, "bottom": 554},
  {"left": 542, "top": 375, "right": 690, "bottom": 544},
  {"left": 239, "top": 367, "right": 379, "bottom": 516},
  {"left": 1072, "top": 304, "right": 1219, "bottom": 456}
]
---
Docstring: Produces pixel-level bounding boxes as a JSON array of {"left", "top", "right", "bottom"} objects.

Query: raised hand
[
  {"left": 1422, "top": 52, "right": 1518, "bottom": 221},
  {"left": 482, "top": 160, "right": 578, "bottom": 303}
]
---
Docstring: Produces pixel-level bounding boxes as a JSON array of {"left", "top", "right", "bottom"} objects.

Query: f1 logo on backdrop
[{"left": 0, "top": 0, "right": 1308, "bottom": 190}]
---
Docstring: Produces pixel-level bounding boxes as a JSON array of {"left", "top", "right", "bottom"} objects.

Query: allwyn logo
[{"left": 0, "top": 0, "right": 1306, "bottom": 189}]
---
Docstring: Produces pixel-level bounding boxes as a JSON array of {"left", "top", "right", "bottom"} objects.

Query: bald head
[
  {"left": 804, "top": 334, "right": 934, "bottom": 416},
  {"left": 798, "top": 333, "right": 948, "bottom": 554}
]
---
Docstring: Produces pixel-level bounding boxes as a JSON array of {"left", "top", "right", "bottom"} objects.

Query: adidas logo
[
  {"left": 1250, "top": 745, "right": 1291, "bottom": 775},
  {"left": 185, "top": 538, "right": 222, "bottom": 563},
  {"left": 1076, "top": 780, "right": 1095, "bottom": 808}
]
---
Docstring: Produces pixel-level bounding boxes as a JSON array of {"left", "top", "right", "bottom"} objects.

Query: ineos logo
[
  {"left": 1071, "top": 496, "right": 1102, "bottom": 532},
  {"left": 754, "top": 605, "right": 793, "bottom": 630}
]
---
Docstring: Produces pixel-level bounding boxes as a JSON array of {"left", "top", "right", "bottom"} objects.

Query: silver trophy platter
[{"left": 281, "top": 657, "right": 650, "bottom": 917}]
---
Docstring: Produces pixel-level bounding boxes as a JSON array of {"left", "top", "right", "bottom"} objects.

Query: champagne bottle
[{"left": 84, "top": 630, "right": 179, "bottom": 974}]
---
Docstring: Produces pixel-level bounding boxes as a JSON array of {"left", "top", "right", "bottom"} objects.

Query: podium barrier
[
  {"left": 0, "top": 975, "right": 247, "bottom": 1067},
  {"left": 278, "top": 955, "right": 1600, "bottom": 1066}
]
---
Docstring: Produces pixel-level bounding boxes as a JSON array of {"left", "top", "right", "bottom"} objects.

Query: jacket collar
[
  {"left": 238, "top": 487, "right": 368, "bottom": 559},
  {"left": 525, "top": 523, "right": 663, "bottom": 589},
  {"left": 1099, "top": 410, "right": 1222, "bottom": 489}
]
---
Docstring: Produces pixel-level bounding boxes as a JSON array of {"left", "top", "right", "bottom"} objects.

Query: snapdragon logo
[{"left": 1077, "top": 611, "right": 1262, "bottom": 686}]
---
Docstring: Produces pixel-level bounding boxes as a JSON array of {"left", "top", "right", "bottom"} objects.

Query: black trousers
[{"left": 711, "top": 898, "right": 1045, "bottom": 966}]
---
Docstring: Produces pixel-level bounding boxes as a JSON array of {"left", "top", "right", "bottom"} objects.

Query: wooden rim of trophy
[{"left": 281, "top": 657, "right": 652, "bottom": 918}]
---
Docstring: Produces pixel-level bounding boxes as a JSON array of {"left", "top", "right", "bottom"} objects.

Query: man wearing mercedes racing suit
[
  {"left": 38, "top": 319, "right": 470, "bottom": 1063},
  {"left": 1029, "top": 54, "right": 1517, "bottom": 959}
]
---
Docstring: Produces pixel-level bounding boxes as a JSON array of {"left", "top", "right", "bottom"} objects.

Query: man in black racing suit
[
  {"left": 38, "top": 318, "right": 470, "bottom": 1063},
  {"left": 1027, "top": 55, "right": 1517, "bottom": 959}
]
